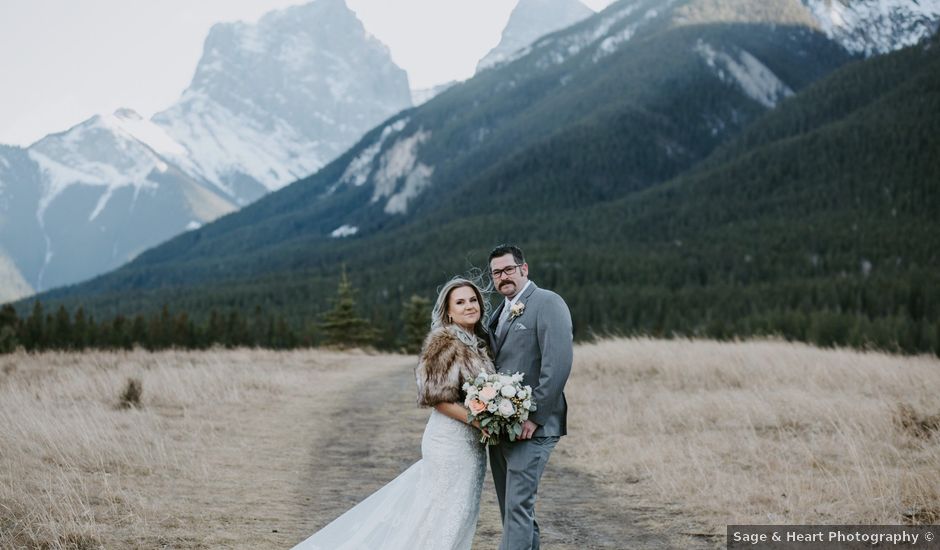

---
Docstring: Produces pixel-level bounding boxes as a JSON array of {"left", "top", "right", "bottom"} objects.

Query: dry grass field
[
  {"left": 563, "top": 339, "right": 940, "bottom": 539},
  {"left": 1, "top": 339, "right": 937, "bottom": 549}
]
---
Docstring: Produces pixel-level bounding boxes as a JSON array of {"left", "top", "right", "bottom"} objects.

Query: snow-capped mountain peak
[
  {"left": 28, "top": 112, "right": 171, "bottom": 221},
  {"left": 0, "top": 0, "right": 412, "bottom": 298},
  {"left": 154, "top": 0, "right": 412, "bottom": 205},
  {"left": 802, "top": 0, "right": 940, "bottom": 55}
]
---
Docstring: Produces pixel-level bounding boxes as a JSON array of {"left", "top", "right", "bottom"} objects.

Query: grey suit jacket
[{"left": 488, "top": 281, "right": 573, "bottom": 437}]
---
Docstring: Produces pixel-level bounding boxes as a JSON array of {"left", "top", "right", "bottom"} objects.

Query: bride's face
[{"left": 448, "top": 286, "right": 481, "bottom": 331}]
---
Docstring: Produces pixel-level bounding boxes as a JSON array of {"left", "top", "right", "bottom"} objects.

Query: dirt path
[{"left": 288, "top": 361, "right": 704, "bottom": 549}]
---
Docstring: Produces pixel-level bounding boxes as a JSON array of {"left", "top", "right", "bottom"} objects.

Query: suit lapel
[{"left": 494, "top": 282, "right": 538, "bottom": 355}]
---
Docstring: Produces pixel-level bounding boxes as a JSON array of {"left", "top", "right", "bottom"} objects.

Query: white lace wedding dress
[{"left": 291, "top": 408, "right": 486, "bottom": 549}]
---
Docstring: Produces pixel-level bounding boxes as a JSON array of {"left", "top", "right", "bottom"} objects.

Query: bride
[{"left": 292, "top": 277, "right": 495, "bottom": 549}]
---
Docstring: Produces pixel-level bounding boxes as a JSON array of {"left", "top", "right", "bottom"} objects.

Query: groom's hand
[{"left": 519, "top": 420, "right": 539, "bottom": 440}]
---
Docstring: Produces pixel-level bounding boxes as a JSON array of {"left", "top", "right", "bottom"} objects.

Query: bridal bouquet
[{"left": 463, "top": 372, "right": 536, "bottom": 445}]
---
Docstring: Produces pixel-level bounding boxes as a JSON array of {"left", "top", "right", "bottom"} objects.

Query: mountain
[
  {"left": 21, "top": 0, "right": 940, "bottom": 354},
  {"left": 0, "top": 0, "right": 410, "bottom": 299},
  {"left": 801, "top": 0, "right": 940, "bottom": 55},
  {"left": 23, "top": 1, "right": 848, "bottom": 304},
  {"left": 0, "top": 252, "right": 32, "bottom": 304},
  {"left": 153, "top": 0, "right": 412, "bottom": 205},
  {"left": 0, "top": 110, "right": 237, "bottom": 295},
  {"left": 476, "top": 0, "right": 594, "bottom": 73}
]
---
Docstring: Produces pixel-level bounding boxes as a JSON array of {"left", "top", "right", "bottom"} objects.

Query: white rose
[
  {"left": 522, "top": 399, "right": 532, "bottom": 410},
  {"left": 516, "top": 389, "right": 528, "bottom": 400},
  {"left": 499, "top": 375, "right": 513, "bottom": 386},
  {"left": 500, "top": 385, "right": 517, "bottom": 398},
  {"left": 497, "top": 400, "right": 515, "bottom": 417},
  {"left": 475, "top": 374, "right": 487, "bottom": 385},
  {"left": 492, "top": 381, "right": 503, "bottom": 391},
  {"left": 524, "top": 385, "right": 532, "bottom": 394},
  {"left": 487, "top": 374, "right": 499, "bottom": 382},
  {"left": 487, "top": 402, "right": 499, "bottom": 413}
]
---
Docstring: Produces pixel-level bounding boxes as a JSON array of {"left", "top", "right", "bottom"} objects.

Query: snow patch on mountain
[
  {"left": 370, "top": 128, "right": 434, "bottom": 215},
  {"left": 695, "top": 39, "right": 794, "bottom": 108},
  {"left": 523, "top": 2, "right": 641, "bottom": 66},
  {"left": 155, "top": 91, "right": 322, "bottom": 201},
  {"left": 477, "top": 0, "right": 594, "bottom": 72},
  {"left": 107, "top": 108, "right": 188, "bottom": 158},
  {"left": 0, "top": 250, "right": 32, "bottom": 303},
  {"left": 385, "top": 164, "right": 434, "bottom": 215},
  {"left": 593, "top": 7, "right": 665, "bottom": 61},
  {"left": 28, "top": 114, "right": 165, "bottom": 222},
  {"left": 502, "top": 0, "right": 679, "bottom": 70},
  {"left": 335, "top": 118, "right": 409, "bottom": 191},
  {"left": 331, "top": 224, "right": 358, "bottom": 237},
  {"left": 803, "top": 0, "right": 940, "bottom": 55}
]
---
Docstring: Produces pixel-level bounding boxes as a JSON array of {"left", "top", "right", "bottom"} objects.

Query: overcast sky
[{"left": 0, "top": 0, "right": 614, "bottom": 147}]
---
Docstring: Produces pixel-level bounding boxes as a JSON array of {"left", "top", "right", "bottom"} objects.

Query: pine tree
[
  {"left": 72, "top": 307, "right": 89, "bottom": 350},
  {"left": 52, "top": 305, "right": 72, "bottom": 349},
  {"left": 25, "top": 301, "right": 45, "bottom": 351},
  {"left": 173, "top": 312, "right": 195, "bottom": 349},
  {"left": 206, "top": 310, "right": 224, "bottom": 347},
  {"left": 319, "top": 270, "right": 377, "bottom": 348},
  {"left": 132, "top": 315, "right": 148, "bottom": 349},
  {"left": 0, "top": 304, "right": 18, "bottom": 353},
  {"left": 400, "top": 295, "right": 431, "bottom": 354}
]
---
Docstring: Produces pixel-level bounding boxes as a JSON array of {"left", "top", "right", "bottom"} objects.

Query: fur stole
[{"left": 416, "top": 326, "right": 495, "bottom": 407}]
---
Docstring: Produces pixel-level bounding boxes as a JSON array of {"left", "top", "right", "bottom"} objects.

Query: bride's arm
[{"left": 434, "top": 402, "right": 484, "bottom": 431}]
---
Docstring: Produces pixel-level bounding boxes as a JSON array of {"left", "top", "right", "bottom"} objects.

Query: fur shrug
[{"left": 415, "top": 326, "right": 495, "bottom": 407}]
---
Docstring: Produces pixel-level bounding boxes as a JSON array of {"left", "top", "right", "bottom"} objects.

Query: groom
[{"left": 487, "top": 244, "right": 573, "bottom": 550}]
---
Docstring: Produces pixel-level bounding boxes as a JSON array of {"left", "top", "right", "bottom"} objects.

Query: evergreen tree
[
  {"left": 400, "top": 295, "right": 431, "bottom": 354},
  {"left": 52, "top": 305, "right": 72, "bottom": 349},
  {"left": 111, "top": 315, "right": 132, "bottom": 350},
  {"left": 0, "top": 304, "right": 18, "bottom": 353},
  {"left": 272, "top": 316, "right": 298, "bottom": 349},
  {"left": 72, "top": 307, "right": 89, "bottom": 350},
  {"left": 132, "top": 315, "right": 148, "bottom": 349},
  {"left": 173, "top": 312, "right": 196, "bottom": 349},
  {"left": 319, "top": 270, "right": 377, "bottom": 348},
  {"left": 206, "top": 310, "right": 224, "bottom": 347},
  {"left": 25, "top": 301, "right": 45, "bottom": 351}
]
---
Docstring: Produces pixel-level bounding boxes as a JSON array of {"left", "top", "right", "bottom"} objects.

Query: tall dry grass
[
  {"left": 562, "top": 338, "right": 940, "bottom": 533},
  {"left": 0, "top": 347, "right": 402, "bottom": 549},
  {"left": 2, "top": 340, "right": 937, "bottom": 548}
]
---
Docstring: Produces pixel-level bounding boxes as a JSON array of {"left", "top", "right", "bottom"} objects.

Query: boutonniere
[{"left": 509, "top": 302, "right": 525, "bottom": 320}]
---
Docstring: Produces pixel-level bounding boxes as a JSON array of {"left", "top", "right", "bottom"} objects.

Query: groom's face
[{"left": 490, "top": 253, "right": 528, "bottom": 299}]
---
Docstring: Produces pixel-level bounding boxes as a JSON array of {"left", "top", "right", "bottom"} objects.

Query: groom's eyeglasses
[{"left": 491, "top": 265, "right": 522, "bottom": 279}]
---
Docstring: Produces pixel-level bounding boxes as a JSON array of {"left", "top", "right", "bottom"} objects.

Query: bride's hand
[{"left": 470, "top": 419, "right": 489, "bottom": 436}]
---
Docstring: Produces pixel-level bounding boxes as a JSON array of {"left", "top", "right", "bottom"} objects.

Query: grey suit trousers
[{"left": 489, "top": 436, "right": 559, "bottom": 550}]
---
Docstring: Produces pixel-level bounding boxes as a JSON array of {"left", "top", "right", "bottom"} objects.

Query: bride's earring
[{"left": 447, "top": 315, "right": 453, "bottom": 324}]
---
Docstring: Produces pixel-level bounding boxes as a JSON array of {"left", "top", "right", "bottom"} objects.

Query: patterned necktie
[{"left": 496, "top": 302, "right": 511, "bottom": 340}]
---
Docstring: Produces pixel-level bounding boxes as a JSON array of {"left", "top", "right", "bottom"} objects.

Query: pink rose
[
  {"left": 468, "top": 399, "right": 487, "bottom": 415},
  {"left": 479, "top": 386, "right": 498, "bottom": 402}
]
